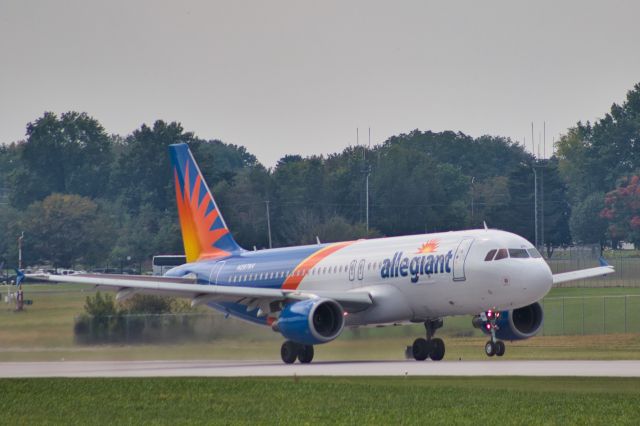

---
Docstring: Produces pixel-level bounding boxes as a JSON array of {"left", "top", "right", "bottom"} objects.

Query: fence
[
  {"left": 547, "top": 245, "right": 640, "bottom": 288},
  {"left": 73, "top": 312, "right": 266, "bottom": 344},
  {"left": 540, "top": 295, "right": 640, "bottom": 335},
  {"left": 73, "top": 294, "right": 640, "bottom": 343}
]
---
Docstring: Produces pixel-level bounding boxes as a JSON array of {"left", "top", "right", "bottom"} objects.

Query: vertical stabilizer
[{"left": 169, "top": 143, "right": 242, "bottom": 262}]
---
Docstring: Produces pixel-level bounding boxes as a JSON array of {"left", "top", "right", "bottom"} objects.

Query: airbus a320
[{"left": 31, "top": 143, "right": 614, "bottom": 363}]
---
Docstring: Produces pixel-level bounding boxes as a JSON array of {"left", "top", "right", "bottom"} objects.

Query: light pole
[
  {"left": 471, "top": 177, "right": 475, "bottom": 225},
  {"left": 533, "top": 166, "right": 538, "bottom": 248},
  {"left": 18, "top": 232, "right": 24, "bottom": 270},
  {"left": 265, "top": 200, "right": 272, "bottom": 249}
]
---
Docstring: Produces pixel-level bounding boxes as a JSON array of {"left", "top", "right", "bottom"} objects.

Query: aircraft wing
[
  {"left": 26, "top": 273, "right": 373, "bottom": 312},
  {"left": 552, "top": 262, "right": 615, "bottom": 285}
]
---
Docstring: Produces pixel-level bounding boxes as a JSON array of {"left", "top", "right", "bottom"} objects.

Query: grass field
[
  {"left": 1, "top": 377, "right": 639, "bottom": 424},
  {"left": 1, "top": 284, "right": 640, "bottom": 362}
]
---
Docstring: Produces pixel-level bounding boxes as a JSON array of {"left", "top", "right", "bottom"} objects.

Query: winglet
[
  {"left": 169, "top": 143, "right": 243, "bottom": 263},
  {"left": 598, "top": 257, "right": 611, "bottom": 267}
]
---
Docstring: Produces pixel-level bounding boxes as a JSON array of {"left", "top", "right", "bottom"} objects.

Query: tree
[
  {"left": 110, "top": 121, "right": 195, "bottom": 213},
  {"left": 371, "top": 142, "right": 468, "bottom": 235},
  {"left": 10, "top": 112, "right": 113, "bottom": 207},
  {"left": 21, "top": 194, "right": 114, "bottom": 267},
  {"left": 570, "top": 192, "right": 608, "bottom": 249},
  {"left": 539, "top": 160, "right": 572, "bottom": 256},
  {"left": 601, "top": 175, "right": 640, "bottom": 247},
  {"left": 0, "top": 205, "right": 19, "bottom": 267},
  {"left": 213, "top": 166, "right": 272, "bottom": 249},
  {"left": 557, "top": 83, "right": 640, "bottom": 204}
]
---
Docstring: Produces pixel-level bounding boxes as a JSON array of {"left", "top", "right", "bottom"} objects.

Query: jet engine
[
  {"left": 274, "top": 298, "right": 345, "bottom": 345},
  {"left": 473, "top": 302, "right": 544, "bottom": 340}
]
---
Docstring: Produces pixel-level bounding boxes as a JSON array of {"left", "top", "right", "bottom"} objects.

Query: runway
[{"left": 1, "top": 360, "right": 640, "bottom": 378}]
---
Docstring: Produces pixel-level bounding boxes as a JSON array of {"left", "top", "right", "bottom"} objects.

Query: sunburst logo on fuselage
[{"left": 416, "top": 240, "right": 439, "bottom": 254}]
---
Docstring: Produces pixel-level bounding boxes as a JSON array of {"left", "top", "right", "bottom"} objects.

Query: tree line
[{"left": 1, "top": 82, "right": 640, "bottom": 269}]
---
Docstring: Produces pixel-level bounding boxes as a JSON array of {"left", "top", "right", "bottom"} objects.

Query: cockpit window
[
  {"left": 508, "top": 248, "right": 530, "bottom": 258},
  {"left": 527, "top": 248, "right": 542, "bottom": 258},
  {"left": 494, "top": 249, "right": 508, "bottom": 260},
  {"left": 484, "top": 249, "right": 497, "bottom": 261}
]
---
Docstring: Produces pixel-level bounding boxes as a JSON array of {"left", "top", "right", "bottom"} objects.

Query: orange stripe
[{"left": 281, "top": 241, "right": 355, "bottom": 290}]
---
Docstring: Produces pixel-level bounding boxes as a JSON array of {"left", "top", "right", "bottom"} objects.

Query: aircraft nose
[{"left": 527, "top": 260, "right": 553, "bottom": 299}]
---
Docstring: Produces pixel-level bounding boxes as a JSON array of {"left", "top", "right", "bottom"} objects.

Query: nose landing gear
[
  {"left": 411, "top": 319, "right": 445, "bottom": 361},
  {"left": 482, "top": 310, "right": 506, "bottom": 357}
]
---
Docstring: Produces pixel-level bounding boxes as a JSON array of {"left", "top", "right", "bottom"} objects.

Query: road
[{"left": 1, "top": 360, "right": 639, "bottom": 377}]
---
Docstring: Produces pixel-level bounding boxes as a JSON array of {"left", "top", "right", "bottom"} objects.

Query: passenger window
[
  {"left": 527, "top": 248, "right": 542, "bottom": 258},
  {"left": 494, "top": 249, "right": 508, "bottom": 260},
  {"left": 484, "top": 249, "right": 497, "bottom": 261}
]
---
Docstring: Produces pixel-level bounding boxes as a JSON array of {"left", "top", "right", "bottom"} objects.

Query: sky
[{"left": 1, "top": 0, "right": 640, "bottom": 167}]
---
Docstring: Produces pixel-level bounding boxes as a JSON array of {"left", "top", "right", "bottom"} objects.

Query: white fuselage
[{"left": 283, "top": 229, "right": 552, "bottom": 326}]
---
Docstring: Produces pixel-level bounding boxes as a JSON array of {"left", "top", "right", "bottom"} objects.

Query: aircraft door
[
  {"left": 208, "top": 261, "right": 227, "bottom": 285},
  {"left": 348, "top": 260, "right": 357, "bottom": 281},
  {"left": 452, "top": 238, "right": 474, "bottom": 281},
  {"left": 357, "top": 259, "right": 365, "bottom": 281}
]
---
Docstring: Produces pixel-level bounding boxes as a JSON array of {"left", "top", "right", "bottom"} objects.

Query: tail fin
[{"left": 169, "top": 143, "right": 243, "bottom": 262}]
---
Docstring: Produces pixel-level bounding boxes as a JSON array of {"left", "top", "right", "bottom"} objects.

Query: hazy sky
[{"left": 2, "top": 0, "right": 639, "bottom": 166}]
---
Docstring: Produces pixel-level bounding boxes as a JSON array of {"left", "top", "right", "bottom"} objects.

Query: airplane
[{"left": 29, "top": 143, "right": 615, "bottom": 364}]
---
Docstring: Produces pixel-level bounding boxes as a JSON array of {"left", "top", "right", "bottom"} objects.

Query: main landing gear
[
  {"left": 483, "top": 310, "right": 506, "bottom": 357},
  {"left": 411, "top": 319, "right": 445, "bottom": 361},
  {"left": 281, "top": 340, "right": 315, "bottom": 364}
]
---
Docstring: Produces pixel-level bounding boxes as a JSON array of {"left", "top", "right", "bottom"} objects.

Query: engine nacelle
[
  {"left": 274, "top": 298, "right": 345, "bottom": 345},
  {"left": 473, "top": 302, "right": 544, "bottom": 340}
]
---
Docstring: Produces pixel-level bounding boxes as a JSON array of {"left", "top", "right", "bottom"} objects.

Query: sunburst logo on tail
[
  {"left": 416, "top": 240, "right": 439, "bottom": 254},
  {"left": 174, "top": 162, "right": 230, "bottom": 262},
  {"left": 170, "top": 143, "right": 242, "bottom": 263}
]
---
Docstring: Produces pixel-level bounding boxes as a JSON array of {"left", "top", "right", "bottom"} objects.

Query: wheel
[
  {"left": 412, "top": 338, "right": 430, "bottom": 361},
  {"left": 281, "top": 340, "right": 299, "bottom": 364},
  {"left": 495, "top": 340, "right": 506, "bottom": 357},
  {"left": 484, "top": 341, "right": 496, "bottom": 357},
  {"left": 430, "top": 338, "right": 445, "bottom": 361},
  {"left": 297, "top": 345, "right": 314, "bottom": 363}
]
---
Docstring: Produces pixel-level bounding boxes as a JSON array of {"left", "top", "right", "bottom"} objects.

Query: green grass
[
  {"left": 1, "top": 377, "right": 639, "bottom": 425},
  {"left": 2, "top": 284, "right": 640, "bottom": 362}
]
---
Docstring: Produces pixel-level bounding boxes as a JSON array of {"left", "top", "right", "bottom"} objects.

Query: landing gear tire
[
  {"left": 412, "top": 338, "right": 430, "bottom": 361},
  {"left": 430, "top": 338, "right": 445, "bottom": 361},
  {"left": 297, "top": 345, "right": 314, "bottom": 364},
  {"left": 485, "top": 341, "right": 496, "bottom": 357},
  {"left": 281, "top": 341, "right": 299, "bottom": 364},
  {"left": 495, "top": 340, "right": 506, "bottom": 357}
]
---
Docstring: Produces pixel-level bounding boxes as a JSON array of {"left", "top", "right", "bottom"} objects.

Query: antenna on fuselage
[
  {"left": 316, "top": 236, "right": 321, "bottom": 245},
  {"left": 483, "top": 221, "right": 488, "bottom": 230}
]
